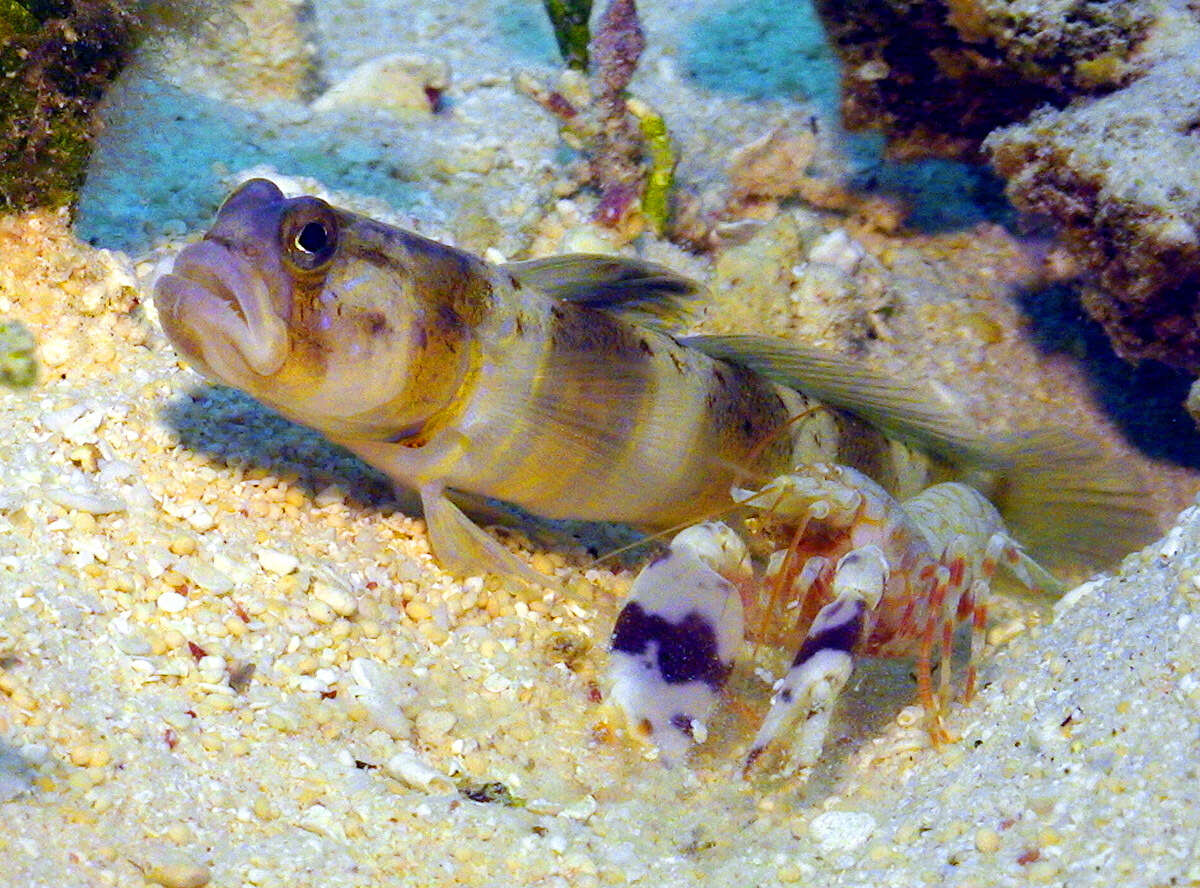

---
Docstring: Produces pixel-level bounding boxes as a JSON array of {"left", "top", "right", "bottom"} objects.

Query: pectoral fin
[{"left": 420, "top": 484, "right": 564, "bottom": 595}]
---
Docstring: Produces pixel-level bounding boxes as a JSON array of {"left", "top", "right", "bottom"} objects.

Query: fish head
[{"left": 154, "top": 178, "right": 484, "bottom": 441}]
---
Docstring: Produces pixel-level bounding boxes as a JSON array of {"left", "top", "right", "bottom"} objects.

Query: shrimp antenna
[
  {"left": 588, "top": 502, "right": 745, "bottom": 567},
  {"left": 588, "top": 473, "right": 803, "bottom": 568},
  {"left": 725, "top": 406, "right": 823, "bottom": 489}
]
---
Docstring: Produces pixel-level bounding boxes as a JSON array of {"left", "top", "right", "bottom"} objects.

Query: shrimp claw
[{"left": 607, "top": 464, "right": 1061, "bottom": 778}]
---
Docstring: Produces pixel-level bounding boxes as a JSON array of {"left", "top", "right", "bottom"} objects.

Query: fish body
[{"left": 155, "top": 179, "right": 1157, "bottom": 585}]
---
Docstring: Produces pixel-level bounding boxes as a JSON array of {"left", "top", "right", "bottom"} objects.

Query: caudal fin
[{"left": 980, "top": 430, "right": 1160, "bottom": 578}]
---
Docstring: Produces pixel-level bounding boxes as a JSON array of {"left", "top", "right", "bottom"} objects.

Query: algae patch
[
  {"left": 0, "top": 319, "right": 37, "bottom": 387},
  {"left": 0, "top": 0, "right": 136, "bottom": 211}
]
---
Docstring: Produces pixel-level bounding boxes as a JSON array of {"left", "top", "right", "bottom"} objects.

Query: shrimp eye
[{"left": 281, "top": 200, "right": 338, "bottom": 272}]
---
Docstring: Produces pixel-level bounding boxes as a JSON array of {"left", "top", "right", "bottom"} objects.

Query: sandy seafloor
[{"left": 2, "top": 1, "right": 1200, "bottom": 886}]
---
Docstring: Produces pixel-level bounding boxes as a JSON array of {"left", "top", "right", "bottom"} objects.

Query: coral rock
[
  {"left": 813, "top": 0, "right": 1154, "bottom": 160},
  {"left": 986, "top": 51, "right": 1200, "bottom": 371}
]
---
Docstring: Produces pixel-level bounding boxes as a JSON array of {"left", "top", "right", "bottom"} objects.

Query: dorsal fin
[
  {"left": 503, "top": 254, "right": 702, "bottom": 329},
  {"left": 682, "top": 333, "right": 996, "bottom": 464},
  {"left": 683, "top": 333, "right": 1161, "bottom": 574}
]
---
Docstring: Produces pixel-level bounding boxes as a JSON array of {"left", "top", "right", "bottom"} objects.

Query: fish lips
[{"left": 155, "top": 239, "right": 291, "bottom": 378}]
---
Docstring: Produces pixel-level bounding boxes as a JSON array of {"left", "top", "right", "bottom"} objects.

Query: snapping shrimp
[{"left": 609, "top": 463, "right": 1064, "bottom": 775}]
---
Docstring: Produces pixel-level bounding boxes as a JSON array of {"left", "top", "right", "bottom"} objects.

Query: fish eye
[
  {"left": 281, "top": 200, "right": 338, "bottom": 272},
  {"left": 295, "top": 221, "right": 329, "bottom": 255}
]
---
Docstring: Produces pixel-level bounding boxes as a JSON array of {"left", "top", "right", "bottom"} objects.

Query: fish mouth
[{"left": 154, "top": 240, "right": 290, "bottom": 378}]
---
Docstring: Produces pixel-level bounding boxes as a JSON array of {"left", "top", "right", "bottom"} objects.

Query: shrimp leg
[{"left": 743, "top": 545, "right": 888, "bottom": 775}]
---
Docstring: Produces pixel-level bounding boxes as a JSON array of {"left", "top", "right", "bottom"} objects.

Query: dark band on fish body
[
  {"left": 548, "top": 300, "right": 662, "bottom": 360},
  {"left": 481, "top": 300, "right": 663, "bottom": 503},
  {"left": 704, "top": 359, "right": 793, "bottom": 456}
]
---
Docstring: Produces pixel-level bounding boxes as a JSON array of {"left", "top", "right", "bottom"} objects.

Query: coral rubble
[
  {"left": 814, "top": 0, "right": 1153, "bottom": 160},
  {"left": 987, "top": 51, "right": 1200, "bottom": 372},
  {"left": 816, "top": 0, "right": 1200, "bottom": 372},
  {"left": 0, "top": 0, "right": 136, "bottom": 211}
]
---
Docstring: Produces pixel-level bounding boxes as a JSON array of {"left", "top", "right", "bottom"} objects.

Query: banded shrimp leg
[
  {"left": 739, "top": 467, "right": 1062, "bottom": 774},
  {"left": 606, "top": 462, "right": 1062, "bottom": 778}
]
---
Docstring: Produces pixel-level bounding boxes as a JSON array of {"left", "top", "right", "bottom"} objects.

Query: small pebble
[
  {"left": 256, "top": 548, "right": 299, "bottom": 576},
  {"left": 385, "top": 752, "right": 454, "bottom": 793},
  {"left": 415, "top": 709, "right": 457, "bottom": 742},
  {"left": 145, "top": 861, "right": 210, "bottom": 888},
  {"left": 311, "top": 52, "right": 450, "bottom": 114},
  {"left": 184, "top": 506, "right": 216, "bottom": 533},
  {"left": 405, "top": 600, "right": 432, "bottom": 621},
  {"left": 809, "top": 810, "right": 876, "bottom": 852},
  {"left": 156, "top": 591, "right": 188, "bottom": 614},
  {"left": 177, "top": 559, "right": 234, "bottom": 595},
  {"left": 45, "top": 487, "right": 126, "bottom": 515},
  {"left": 975, "top": 827, "right": 1001, "bottom": 853},
  {"left": 1027, "top": 859, "right": 1060, "bottom": 882},
  {"left": 313, "top": 581, "right": 358, "bottom": 618},
  {"left": 165, "top": 822, "right": 192, "bottom": 844},
  {"left": 197, "top": 655, "right": 226, "bottom": 680},
  {"left": 306, "top": 599, "right": 336, "bottom": 625},
  {"left": 39, "top": 336, "right": 73, "bottom": 368},
  {"left": 807, "top": 229, "right": 865, "bottom": 274}
]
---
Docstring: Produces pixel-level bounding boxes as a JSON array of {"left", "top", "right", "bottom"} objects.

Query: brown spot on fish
[{"left": 363, "top": 310, "right": 389, "bottom": 336}]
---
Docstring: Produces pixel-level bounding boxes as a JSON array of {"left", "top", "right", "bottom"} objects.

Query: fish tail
[{"left": 976, "top": 429, "right": 1160, "bottom": 579}]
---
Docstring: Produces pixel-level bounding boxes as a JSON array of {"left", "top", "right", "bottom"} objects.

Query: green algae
[
  {"left": 0, "top": 1, "right": 136, "bottom": 212},
  {"left": 0, "top": 0, "right": 38, "bottom": 36},
  {"left": 542, "top": 0, "right": 593, "bottom": 70},
  {"left": 0, "top": 320, "right": 37, "bottom": 388},
  {"left": 628, "top": 99, "right": 674, "bottom": 235}
]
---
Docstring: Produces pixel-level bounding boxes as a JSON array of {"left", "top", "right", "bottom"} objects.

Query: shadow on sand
[{"left": 1015, "top": 283, "right": 1200, "bottom": 469}]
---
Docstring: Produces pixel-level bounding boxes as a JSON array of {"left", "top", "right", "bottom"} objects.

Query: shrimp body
[{"left": 609, "top": 463, "right": 1058, "bottom": 776}]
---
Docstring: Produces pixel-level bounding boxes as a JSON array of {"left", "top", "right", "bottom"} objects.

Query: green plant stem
[
  {"left": 542, "top": 0, "right": 593, "bottom": 70},
  {"left": 629, "top": 99, "right": 675, "bottom": 235}
]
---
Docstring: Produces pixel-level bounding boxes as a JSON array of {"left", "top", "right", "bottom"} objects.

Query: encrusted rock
[
  {"left": 815, "top": 1, "right": 1200, "bottom": 372},
  {"left": 813, "top": 0, "right": 1154, "bottom": 160},
  {"left": 987, "top": 50, "right": 1200, "bottom": 371},
  {"left": 312, "top": 53, "right": 451, "bottom": 115}
]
